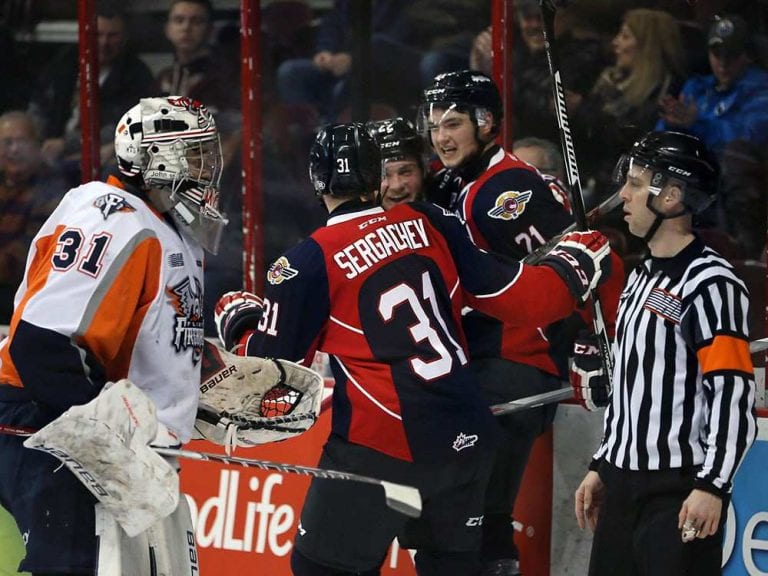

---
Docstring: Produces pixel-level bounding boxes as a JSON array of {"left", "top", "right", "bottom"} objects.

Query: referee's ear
[{"left": 663, "top": 182, "right": 685, "bottom": 209}]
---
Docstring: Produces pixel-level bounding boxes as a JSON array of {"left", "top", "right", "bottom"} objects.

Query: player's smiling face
[
  {"left": 380, "top": 159, "right": 422, "bottom": 210},
  {"left": 428, "top": 107, "right": 481, "bottom": 169}
]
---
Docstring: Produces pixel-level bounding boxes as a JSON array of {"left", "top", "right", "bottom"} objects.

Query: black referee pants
[{"left": 589, "top": 462, "right": 726, "bottom": 576}]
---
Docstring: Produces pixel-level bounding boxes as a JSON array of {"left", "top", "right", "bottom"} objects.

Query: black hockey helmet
[
  {"left": 309, "top": 123, "right": 381, "bottom": 197},
  {"left": 366, "top": 117, "right": 424, "bottom": 166},
  {"left": 419, "top": 70, "right": 503, "bottom": 137},
  {"left": 613, "top": 130, "right": 720, "bottom": 215}
]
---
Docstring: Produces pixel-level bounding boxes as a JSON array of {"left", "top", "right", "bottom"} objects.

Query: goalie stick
[
  {"left": 0, "top": 422, "right": 422, "bottom": 519},
  {"left": 491, "top": 337, "right": 768, "bottom": 415},
  {"left": 539, "top": 0, "right": 614, "bottom": 378},
  {"left": 154, "top": 447, "right": 422, "bottom": 518}
]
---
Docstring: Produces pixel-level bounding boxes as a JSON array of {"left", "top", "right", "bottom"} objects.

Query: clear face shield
[{"left": 612, "top": 154, "right": 664, "bottom": 197}]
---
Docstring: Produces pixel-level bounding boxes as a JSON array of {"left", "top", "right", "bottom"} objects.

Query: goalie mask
[{"left": 115, "top": 96, "right": 227, "bottom": 254}]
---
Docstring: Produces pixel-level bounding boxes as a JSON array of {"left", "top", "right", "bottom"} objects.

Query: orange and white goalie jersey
[{"left": 0, "top": 176, "right": 205, "bottom": 441}]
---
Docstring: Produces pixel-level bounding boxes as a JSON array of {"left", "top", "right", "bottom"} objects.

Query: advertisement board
[
  {"left": 181, "top": 410, "right": 554, "bottom": 574},
  {"left": 723, "top": 415, "right": 768, "bottom": 575}
]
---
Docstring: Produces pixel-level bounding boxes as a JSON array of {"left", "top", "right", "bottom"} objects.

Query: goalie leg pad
[
  {"left": 24, "top": 380, "right": 179, "bottom": 537},
  {"left": 95, "top": 495, "right": 199, "bottom": 576}
]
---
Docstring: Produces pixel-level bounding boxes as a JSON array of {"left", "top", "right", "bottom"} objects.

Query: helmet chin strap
[{"left": 643, "top": 195, "right": 689, "bottom": 244}]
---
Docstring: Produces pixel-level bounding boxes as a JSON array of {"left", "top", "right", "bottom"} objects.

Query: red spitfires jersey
[
  {"left": 242, "top": 201, "right": 581, "bottom": 464},
  {"left": 457, "top": 146, "right": 594, "bottom": 376}
]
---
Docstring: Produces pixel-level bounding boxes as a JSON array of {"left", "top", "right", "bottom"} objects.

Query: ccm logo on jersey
[
  {"left": 359, "top": 216, "right": 387, "bottom": 230},
  {"left": 487, "top": 190, "right": 532, "bottom": 220},
  {"left": 267, "top": 256, "right": 299, "bottom": 285},
  {"left": 94, "top": 193, "right": 135, "bottom": 220}
]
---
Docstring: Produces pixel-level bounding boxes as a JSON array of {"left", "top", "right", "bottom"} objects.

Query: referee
[{"left": 573, "top": 131, "right": 757, "bottom": 576}]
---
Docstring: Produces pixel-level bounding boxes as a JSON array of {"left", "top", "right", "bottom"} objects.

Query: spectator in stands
[
  {"left": 512, "top": 137, "right": 566, "bottom": 182},
  {"left": 656, "top": 15, "right": 768, "bottom": 158},
  {"left": 405, "top": 0, "right": 489, "bottom": 89},
  {"left": 156, "top": 0, "right": 240, "bottom": 117},
  {"left": 573, "top": 8, "right": 687, "bottom": 196},
  {"left": 468, "top": 1, "right": 611, "bottom": 148},
  {"left": 0, "top": 111, "right": 65, "bottom": 324},
  {"left": 28, "top": 1, "right": 154, "bottom": 183},
  {"left": 276, "top": 0, "right": 426, "bottom": 121}
]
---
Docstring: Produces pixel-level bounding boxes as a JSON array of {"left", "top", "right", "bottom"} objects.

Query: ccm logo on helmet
[{"left": 668, "top": 166, "right": 693, "bottom": 177}]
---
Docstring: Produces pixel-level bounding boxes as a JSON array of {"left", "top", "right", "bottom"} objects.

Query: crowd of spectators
[{"left": 0, "top": 0, "right": 766, "bottom": 329}]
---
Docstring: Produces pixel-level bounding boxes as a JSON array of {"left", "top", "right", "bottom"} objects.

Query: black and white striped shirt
[{"left": 594, "top": 237, "right": 757, "bottom": 495}]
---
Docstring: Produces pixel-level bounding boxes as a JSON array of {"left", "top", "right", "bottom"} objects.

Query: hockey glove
[
  {"left": 214, "top": 290, "right": 264, "bottom": 351},
  {"left": 569, "top": 333, "right": 610, "bottom": 411},
  {"left": 541, "top": 230, "right": 610, "bottom": 303}
]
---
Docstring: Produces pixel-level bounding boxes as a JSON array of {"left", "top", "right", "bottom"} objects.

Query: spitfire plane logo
[
  {"left": 267, "top": 256, "right": 299, "bottom": 285},
  {"left": 94, "top": 194, "right": 135, "bottom": 220},
  {"left": 487, "top": 190, "right": 532, "bottom": 220},
  {"left": 166, "top": 277, "right": 204, "bottom": 363}
]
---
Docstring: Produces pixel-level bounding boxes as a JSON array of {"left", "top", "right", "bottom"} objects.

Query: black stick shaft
[{"left": 539, "top": 0, "right": 614, "bottom": 376}]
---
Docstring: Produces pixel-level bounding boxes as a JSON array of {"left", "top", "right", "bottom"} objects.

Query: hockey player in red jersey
[
  {"left": 0, "top": 96, "right": 226, "bottom": 573},
  {"left": 419, "top": 70, "right": 624, "bottom": 575},
  {"left": 215, "top": 122, "right": 613, "bottom": 575}
]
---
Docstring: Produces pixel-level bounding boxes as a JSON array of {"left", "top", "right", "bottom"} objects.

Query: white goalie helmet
[{"left": 115, "top": 96, "right": 227, "bottom": 254}]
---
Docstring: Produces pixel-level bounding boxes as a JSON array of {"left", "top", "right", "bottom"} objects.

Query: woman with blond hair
[{"left": 573, "top": 8, "right": 687, "bottom": 194}]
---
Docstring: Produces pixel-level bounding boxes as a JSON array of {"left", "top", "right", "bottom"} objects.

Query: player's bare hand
[
  {"left": 678, "top": 489, "right": 722, "bottom": 542},
  {"left": 575, "top": 470, "right": 604, "bottom": 532}
]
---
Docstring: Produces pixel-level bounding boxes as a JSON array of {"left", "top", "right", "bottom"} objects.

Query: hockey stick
[
  {"left": 491, "top": 387, "right": 573, "bottom": 416},
  {"left": 491, "top": 337, "right": 768, "bottom": 415},
  {"left": 750, "top": 338, "right": 768, "bottom": 354},
  {"left": 0, "top": 423, "right": 422, "bottom": 519},
  {"left": 539, "top": 0, "right": 614, "bottom": 377},
  {"left": 154, "top": 447, "right": 421, "bottom": 518},
  {"left": 524, "top": 191, "right": 622, "bottom": 265}
]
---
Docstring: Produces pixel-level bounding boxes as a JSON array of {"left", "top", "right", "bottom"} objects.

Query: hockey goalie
[{"left": 0, "top": 96, "right": 322, "bottom": 575}]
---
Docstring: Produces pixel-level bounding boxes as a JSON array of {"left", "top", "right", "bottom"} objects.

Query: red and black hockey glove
[
  {"left": 214, "top": 290, "right": 263, "bottom": 351},
  {"left": 569, "top": 333, "right": 611, "bottom": 411},
  {"left": 541, "top": 230, "right": 610, "bottom": 303}
]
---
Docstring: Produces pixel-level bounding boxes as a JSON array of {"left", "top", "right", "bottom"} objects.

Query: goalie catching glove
[
  {"left": 215, "top": 290, "right": 263, "bottom": 350},
  {"left": 541, "top": 230, "right": 610, "bottom": 303},
  {"left": 195, "top": 341, "right": 324, "bottom": 449},
  {"left": 569, "top": 333, "right": 611, "bottom": 411},
  {"left": 23, "top": 380, "right": 179, "bottom": 537}
]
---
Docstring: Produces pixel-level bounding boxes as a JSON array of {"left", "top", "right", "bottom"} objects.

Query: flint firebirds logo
[
  {"left": 94, "top": 193, "right": 135, "bottom": 220},
  {"left": 487, "top": 190, "right": 532, "bottom": 220},
  {"left": 267, "top": 256, "right": 299, "bottom": 285},
  {"left": 167, "top": 277, "right": 204, "bottom": 363}
]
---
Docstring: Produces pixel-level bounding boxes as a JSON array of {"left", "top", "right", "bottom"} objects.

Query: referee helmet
[{"left": 615, "top": 131, "right": 720, "bottom": 215}]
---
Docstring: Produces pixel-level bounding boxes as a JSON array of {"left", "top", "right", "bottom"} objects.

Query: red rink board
[{"left": 181, "top": 409, "right": 553, "bottom": 574}]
